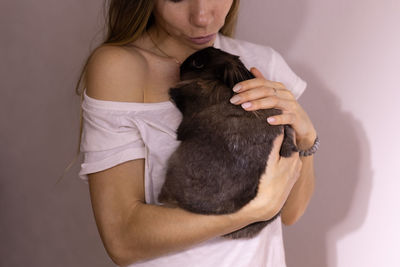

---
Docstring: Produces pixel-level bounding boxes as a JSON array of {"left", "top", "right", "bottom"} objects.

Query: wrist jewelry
[{"left": 299, "top": 136, "right": 320, "bottom": 157}]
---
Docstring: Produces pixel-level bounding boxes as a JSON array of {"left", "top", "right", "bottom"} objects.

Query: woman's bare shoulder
[{"left": 86, "top": 44, "right": 149, "bottom": 102}]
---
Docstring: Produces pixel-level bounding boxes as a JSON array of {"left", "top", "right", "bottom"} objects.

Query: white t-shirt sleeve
[
  {"left": 269, "top": 48, "right": 307, "bottom": 99},
  {"left": 78, "top": 92, "right": 146, "bottom": 183}
]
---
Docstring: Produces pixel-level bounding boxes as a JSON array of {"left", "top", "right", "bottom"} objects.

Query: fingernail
[
  {"left": 267, "top": 117, "right": 276, "bottom": 123},
  {"left": 230, "top": 95, "right": 241, "bottom": 104},
  {"left": 233, "top": 85, "right": 242, "bottom": 92},
  {"left": 241, "top": 102, "right": 252, "bottom": 109}
]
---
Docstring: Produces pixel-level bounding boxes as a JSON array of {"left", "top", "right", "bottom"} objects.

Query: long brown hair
[
  {"left": 75, "top": 0, "right": 239, "bottom": 95},
  {"left": 59, "top": 0, "right": 240, "bottom": 183}
]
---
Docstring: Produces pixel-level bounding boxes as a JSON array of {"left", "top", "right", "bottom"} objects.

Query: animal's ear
[
  {"left": 223, "top": 57, "right": 254, "bottom": 89},
  {"left": 169, "top": 87, "right": 186, "bottom": 113}
]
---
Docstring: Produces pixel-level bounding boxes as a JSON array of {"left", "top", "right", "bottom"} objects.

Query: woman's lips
[{"left": 188, "top": 33, "right": 216, "bottom": 45}]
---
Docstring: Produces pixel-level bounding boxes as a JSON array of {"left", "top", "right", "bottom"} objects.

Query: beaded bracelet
[{"left": 299, "top": 136, "right": 320, "bottom": 157}]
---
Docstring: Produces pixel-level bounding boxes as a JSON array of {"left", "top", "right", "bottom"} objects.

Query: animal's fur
[{"left": 158, "top": 47, "right": 298, "bottom": 239}]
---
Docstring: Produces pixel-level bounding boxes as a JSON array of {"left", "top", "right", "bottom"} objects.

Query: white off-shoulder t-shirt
[{"left": 79, "top": 33, "right": 307, "bottom": 267}]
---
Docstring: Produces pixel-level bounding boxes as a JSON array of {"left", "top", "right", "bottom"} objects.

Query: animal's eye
[{"left": 192, "top": 59, "right": 204, "bottom": 69}]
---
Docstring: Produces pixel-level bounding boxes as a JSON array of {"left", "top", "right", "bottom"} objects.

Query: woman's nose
[{"left": 190, "top": 0, "right": 213, "bottom": 28}]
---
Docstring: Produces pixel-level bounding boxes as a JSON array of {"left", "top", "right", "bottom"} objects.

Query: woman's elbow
[
  {"left": 281, "top": 212, "right": 302, "bottom": 226},
  {"left": 104, "top": 237, "right": 144, "bottom": 266}
]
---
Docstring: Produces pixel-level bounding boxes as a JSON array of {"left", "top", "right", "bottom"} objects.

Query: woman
[{"left": 77, "top": 0, "right": 317, "bottom": 266}]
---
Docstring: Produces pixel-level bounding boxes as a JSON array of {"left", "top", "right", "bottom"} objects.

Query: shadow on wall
[
  {"left": 238, "top": 1, "right": 373, "bottom": 265},
  {"left": 283, "top": 65, "right": 373, "bottom": 267}
]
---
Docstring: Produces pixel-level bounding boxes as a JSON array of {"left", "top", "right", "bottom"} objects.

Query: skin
[
  {"left": 86, "top": 0, "right": 315, "bottom": 265},
  {"left": 148, "top": 0, "right": 234, "bottom": 63}
]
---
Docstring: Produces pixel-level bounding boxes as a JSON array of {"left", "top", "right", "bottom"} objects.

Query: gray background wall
[
  {"left": 1, "top": 1, "right": 399, "bottom": 266},
  {"left": 1, "top": 1, "right": 113, "bottom": 266}
]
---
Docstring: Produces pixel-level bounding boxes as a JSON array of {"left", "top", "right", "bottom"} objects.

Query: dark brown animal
[{"left": 158, "top": 47, "right": 298, "bottom": 239}]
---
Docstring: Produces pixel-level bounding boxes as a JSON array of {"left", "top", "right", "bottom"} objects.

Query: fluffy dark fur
[{"left": 158, "top": 47, "right": 298, "bottom": 239}]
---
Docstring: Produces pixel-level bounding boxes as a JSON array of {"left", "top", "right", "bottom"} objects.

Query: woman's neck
[{"left": 146, "top": 25, "right": 197, "bottom": 64}]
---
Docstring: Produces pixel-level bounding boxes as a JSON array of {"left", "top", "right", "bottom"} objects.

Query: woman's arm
[
  {"left": 280, "top": 134, "right": 316, "bottom": 225},
  {"left": 85, "top": 47, "right": 302, "bottom": 266},
  {"left": 230, "top": 67, "right": 317, "bottom": 226},
  {"left": 88, "top": 135, "right": 300, "bottom": 266},
  {"left": 88, "top": 159, "right": 252, "bottom": 266}
]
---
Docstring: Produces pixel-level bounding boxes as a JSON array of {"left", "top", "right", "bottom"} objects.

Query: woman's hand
[
  {"left": 239, "top": 134, "right": 302, "bottom": 222},
  {"left": 229, "top": 67, "right": 317, "bottom": 150}
]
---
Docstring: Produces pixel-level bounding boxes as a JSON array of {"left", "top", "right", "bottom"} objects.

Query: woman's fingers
[
  {"left": 268, "top": 132, "right": 301, "bottom": 184},
  {"left": 233, "top": 79, "right": 287, "bottom": 94},
  {"left": 249, "top": 67, "right": 264, "bottom": 79},
  {"left": 230, "top": 66, "right": 296, "bottom": 113},
  {"left": 239, "top": 97, "right": 297, "bottom": 112},
  {"left": 230, "top": 85, "right": 295, "bottom": 109},
  {"left": 269, "top": 133, "right": 301, "bottom": 174},
  {"left": 267, "top": 112, "right": 296, "bottom": 125},
  {"left": 233, "top": 67, "right": 285, "bottom": 91},
  {"left": 233, "top": 68, "right": 293, "bottom": 96},
  {"left": 267, "top": 132, "right": 284, "bottom": 164},
  {"left": 230, "top": 67, "right": 317, "bottom": 158},
  {"left": 248, "top": 133, "right": 302, "bottom": 221},
  {"left": 230, "top": 86, "right": 278, "bottom": 104}
]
